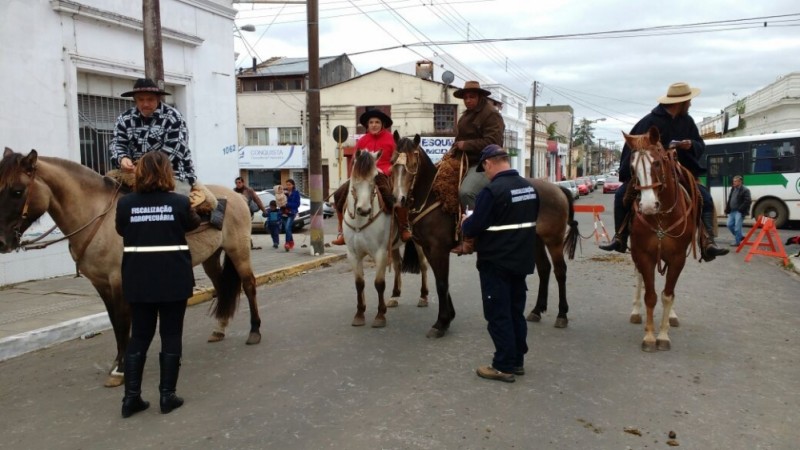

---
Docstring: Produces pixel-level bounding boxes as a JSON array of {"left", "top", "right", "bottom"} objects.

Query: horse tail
[
  {"left": 559, "top": 186, "right": 580, "bottom": 260},
  {"left": 400, "top": 240, "right": 422, "bottom": 274},
  {"left": 212, "top": 253, "right": 242, "bottom": 320}
]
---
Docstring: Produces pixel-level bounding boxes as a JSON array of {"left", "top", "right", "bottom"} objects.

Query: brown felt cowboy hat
[
  {"left": 359, "top": 109, "right": 393, "bottom": 128},
  {"left": 657, "top": 82, "right": 700, "bottom": 104},
  {"left": 453, "top": 80, "right": 492, "bottom": 99},
  {"left": 121, "top": 78, "right": 171, "bottom": 97}
]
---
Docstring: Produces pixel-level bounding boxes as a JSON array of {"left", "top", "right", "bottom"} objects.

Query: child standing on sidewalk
[{"left": 264, "top": 200, "right": 282, "bottom": 249}]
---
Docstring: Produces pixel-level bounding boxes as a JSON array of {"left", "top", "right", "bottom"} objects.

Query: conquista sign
[{"left": 238, "top": 145, "right": 308, "bottom": 169}]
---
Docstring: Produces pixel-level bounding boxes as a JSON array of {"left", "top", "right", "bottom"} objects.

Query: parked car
[
  {"left": 556, "top": 180, "right": 580, "bottom": 200},
  {"left": 573, "top": 179, "right": 590, "bottom": 196},
  {"left": 603, "top": 176, "right": 623, "bottom": 194},
  {"left": 595, "top": 174, "right": 606, "bottom": 185},
  {"left": 576, "top": 177, "right": 594, "bottom": 193},
  {"left": 250, "top": 189, "right": 311, "bottom": 233}
]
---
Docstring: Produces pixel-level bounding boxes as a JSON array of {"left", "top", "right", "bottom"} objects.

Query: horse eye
[{"left": 11, "top": 189, "right": 23, "bottom": 199}]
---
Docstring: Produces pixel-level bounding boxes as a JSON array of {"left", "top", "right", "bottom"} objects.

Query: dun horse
[
  {"left": 343, "top": 149, "right": 424, "bottom": 327},
  {"left": 0, "top": 148, "right": 261, "bottom": 387},
  {"left": 625, "top": 127, "right": 701, "bottom": 352},
  {"left": 392, "top": 135, "right": 579, "bottom": 336}
]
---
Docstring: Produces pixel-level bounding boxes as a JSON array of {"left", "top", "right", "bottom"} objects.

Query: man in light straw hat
[
  {"left": 599, "top": 82, "right": 729, "bottom": 261},
  {"left": 449, "top": 80, "right": 505, "bottom": 255}
]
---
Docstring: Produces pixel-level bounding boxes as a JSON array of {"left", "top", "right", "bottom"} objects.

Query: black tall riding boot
[
  {"left": 121, "top": 352, "right": 150, "bottom": 418},
  {"left": 701, "top": 211, "right": 729, "bottom": 262},
  {"left": 159, "top": 352, "right": 184, "bottom": 414},
  {"left": 599, "top": 201, "right": 629, "bottom": 253}
]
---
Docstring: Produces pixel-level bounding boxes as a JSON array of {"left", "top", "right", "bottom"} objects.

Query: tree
[{"left": 572, "top": 118, "right": 599, "bottom": 148}]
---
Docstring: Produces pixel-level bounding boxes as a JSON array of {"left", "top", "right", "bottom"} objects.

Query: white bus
[{"left": 704, "top": 131, "right": 800, "bottom": 228}]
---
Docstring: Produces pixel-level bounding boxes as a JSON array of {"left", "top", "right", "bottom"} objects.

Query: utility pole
[
  {"left": 528, "top": 81, "right": 538, "bottom": 179},
  {"left": 142, "top": 0, "right": 164, "bottom": 88},
  {"left": 306, "top": 0, "right": 324, "bottom": 255}
]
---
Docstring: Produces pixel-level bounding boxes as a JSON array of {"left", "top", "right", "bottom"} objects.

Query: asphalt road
[{"left": 1, "top": 189, "right": 798, "bottom": 449}]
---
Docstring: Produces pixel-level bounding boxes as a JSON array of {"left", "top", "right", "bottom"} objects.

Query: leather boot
[
  {"left": 599, "top": 232, "right": 628, "bottom": 253},
  {"left": 395, "top": 207, "right": 412, "bottom": 242},
  {"left": 121, "top": 352, "right": 150, "bottom": 418},
  {"left": 701, "top": 211, "right": 729, "bottom": 262},
  {"left": 331, "top": 210, "right": 345, "bottom": 246},
  {"left": 159, "top": 352, "right": 184, "bottom": 414},
  {"left": 600, "top": 205, "right": 630, "bottom": 253},
  {"left": 450, "top": 236, "right": 475, "bottom": 255}
]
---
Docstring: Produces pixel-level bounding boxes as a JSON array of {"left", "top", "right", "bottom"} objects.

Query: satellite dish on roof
[{"left": 441, "top": 70, "right": 454, "bottom": 85}]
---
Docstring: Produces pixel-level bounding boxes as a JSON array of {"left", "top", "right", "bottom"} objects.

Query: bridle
[
  {"left": 343, "top": 174, "right": 384, "bottom": 232},
  {"left": 630, "top": 144, "right": 698, "bottom": 273},
  {"left": 391, "top": 144, "right": 441, "bottom": 225}
]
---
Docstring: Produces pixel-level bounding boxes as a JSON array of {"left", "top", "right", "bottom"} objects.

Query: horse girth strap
[{"left": 409, "top": 200, "right": 442, "bottom": 226}]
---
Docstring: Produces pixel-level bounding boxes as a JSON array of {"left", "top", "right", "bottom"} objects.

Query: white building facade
[{"left": 0, "top": 0, "right": 240, "bottom": 285}]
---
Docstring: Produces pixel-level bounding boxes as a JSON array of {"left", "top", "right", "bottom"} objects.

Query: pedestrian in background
[
  {"left": 264, "top": 200, "right": 282, "bottom": 249},
  {"left": 282, "top": 179, "right": 301, "bottom": 252},
  {"left": 115, "top": 151, "right": 201, "bottom": 418},
  {"left": 234, "top": 176, "right": 266, "bottom": 250},
  {"left": 725, "top": 175, "right": 752, "bottom": 246},
  {"left": 461, "top": 145, "right": 538, "bottom": 383}
]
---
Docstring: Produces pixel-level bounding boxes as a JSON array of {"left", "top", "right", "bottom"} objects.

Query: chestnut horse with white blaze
[
  {"left": 0, "top": 148, "right": 261, "bottom": 387},
  {"left": 625, "top": 127, "right": 702, "bottom": 352}
]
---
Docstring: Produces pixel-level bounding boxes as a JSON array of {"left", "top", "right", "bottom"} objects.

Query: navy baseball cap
[{"left": 476, "top": 144, "right": 508, "bottom": 172}]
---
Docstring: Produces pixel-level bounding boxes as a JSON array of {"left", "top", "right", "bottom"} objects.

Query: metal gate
[{"left": 77, "top": 94, "right": 134, "bottom": 174}]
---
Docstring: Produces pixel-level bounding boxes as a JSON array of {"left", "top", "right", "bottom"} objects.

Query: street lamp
[{"left": 582, "top": 118, "right": 605, "bottom": 176}]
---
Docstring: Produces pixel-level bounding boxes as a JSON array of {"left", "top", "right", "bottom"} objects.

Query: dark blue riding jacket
[
  {"left": 462, "top": 170, "right": 539, "bottom": 276},
  {"left": 618, "top": 105, "right": 706, "bottom": 183}
]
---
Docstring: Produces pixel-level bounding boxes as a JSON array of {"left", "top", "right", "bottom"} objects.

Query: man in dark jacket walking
[
  {"left": 599, "top": 82, "right": 729, "bottom": 261},
  {"left": 725, "top": 175, "right": 752, "bottom": 246},
  {"left": 461, "top": 145, "right": 538, "bottom": 383}
]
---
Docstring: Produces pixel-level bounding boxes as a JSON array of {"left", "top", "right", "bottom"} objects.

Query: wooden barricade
[
  {"left": 573, "top": 204, "right": 610, "bottom": 244},
  {"left": 737, "top": 215, "right": 789, "bottom": 267}
]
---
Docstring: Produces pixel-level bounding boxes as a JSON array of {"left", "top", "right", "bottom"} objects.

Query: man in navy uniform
[{"left": 461, "top": 144, "right": 539, "bottom": 383}]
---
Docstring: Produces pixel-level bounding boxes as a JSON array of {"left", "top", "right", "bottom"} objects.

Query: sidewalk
[{"left": 0, "top": 233, "right": 346, "bottom": 362}]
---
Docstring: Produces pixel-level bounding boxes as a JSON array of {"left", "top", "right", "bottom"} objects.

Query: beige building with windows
[{"left": 320, "top": 68, "right": 461, "bottom": 195}]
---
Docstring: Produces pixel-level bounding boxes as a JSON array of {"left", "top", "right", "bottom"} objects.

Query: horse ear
[
  {"left": 21, "top": 149, "right": 38, "bottom": 172},
  {"left": 3, "top": 147, "right": 14, "bottom": 159},
  {"left": 414, "top": 134, "right": 421, "bottom": 146},
  {"left": 393, "top": 130, "right": 400, "bottom": 143},
  {"left": 375, "top": 149, "right": 383, "bottom": 160},
  {"left": 647, "top": 126, "right": 660, "bottom": 145}
]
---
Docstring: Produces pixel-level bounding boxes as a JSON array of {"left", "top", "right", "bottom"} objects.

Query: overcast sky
[{"left": 233, "top": 0, "right": 800, "bottom": 144}]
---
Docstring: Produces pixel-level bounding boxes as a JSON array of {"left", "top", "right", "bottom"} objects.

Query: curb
[{"left": 0, "top": 253, "right": 346, "bottom": 362}]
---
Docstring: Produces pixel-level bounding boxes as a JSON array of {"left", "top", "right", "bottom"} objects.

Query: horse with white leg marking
[
  {"left": 625, "top": 127, "right": 701, "bottom": 351},
  {"left": 0, "top": 148, "right": 261, "bottom": 387}
]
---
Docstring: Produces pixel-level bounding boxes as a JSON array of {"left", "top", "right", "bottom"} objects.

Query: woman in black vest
[{"left": 115, "top": 151, "right": 201, "bottom": 418}]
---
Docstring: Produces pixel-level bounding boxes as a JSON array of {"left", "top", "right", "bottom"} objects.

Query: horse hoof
[
  {"left": 641, "top": 341, "right": 657, "bottom": 352},
  {"left": 207, "top": 331, "right": 225, "bottom": 343},
  {"left": 417, "top": 298, "right": 428, "bottom": 307},
  {"left": 656, "top": 339, "right": 671, "bottom": 351},
  {"left": 372, "top": 318, "right": 387, "bottom": 328},
  {"left": 426, "top": 327, "right": 446, "bottom": 338},
  {"left": 104, "top": 374, "right": 124, "bottom": 388},
  {"left": 245, "top": 332, "right": 261, "bottom": 345},
  {"left": 629, "top": 314, "right": 642, "bottom": 324},
  {"left": 554, "top": 317, "right": 568, "bottom": 328},
  {"left": 669, "top": 317, "right": 680, "bottom": 327},
  {"left": 352, "top": 317, "right": 366, "bottom": 327},
  {"left": 386, "top": 299, "right": 399, "bottom": 308},
  {"left": 527, "top": 312, "right": 541, "bottom": 322}
]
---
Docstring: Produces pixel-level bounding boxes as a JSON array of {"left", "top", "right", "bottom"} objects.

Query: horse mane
[
  {"left": 351, "top": 150, "right": 376, "bottom": 180},
  {"left": 0, "top": 152, "right": 25, "bottom": 189},
  {"left": 40, "top": 155, "right": 121, "bottom": 191}
]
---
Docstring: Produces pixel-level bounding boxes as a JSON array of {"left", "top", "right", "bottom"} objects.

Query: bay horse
[
  {"left": 625, "top": 127, "right": 701, "bottom": 352},
  {"left": 391, "top": 135, "right": 579, "bottom": 337},
  {"left": 0, "top": 148, "right": 261, "bottom": 387}
]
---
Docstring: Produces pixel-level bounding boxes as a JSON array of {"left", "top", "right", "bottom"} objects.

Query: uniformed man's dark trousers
[{"left": 478, "top": 264, "right": 529, "bottom": 373}]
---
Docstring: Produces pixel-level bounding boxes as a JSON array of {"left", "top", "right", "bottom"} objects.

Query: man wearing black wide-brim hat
[{"left": 109, "top": 78, "right": 197, "bottom": 196}]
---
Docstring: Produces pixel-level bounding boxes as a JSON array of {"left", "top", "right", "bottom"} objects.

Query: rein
[
  {"left": 343, "top": 177, "right": 384, "bottom": 232},
  {"left": 631, "top": 148, "right": 697, "bottom": 274},
  {"left": 392, "top": 145, "right": 447, "bottom": 233},
  {"left": 18, "top": 173, "right": 124, "bottom": 264}
]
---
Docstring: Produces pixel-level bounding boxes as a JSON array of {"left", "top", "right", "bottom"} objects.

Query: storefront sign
[
  {"left": 420, "top": 137, "right": 455, "bottom": 164},
  {"left": 238, "top": 145, "right": 307, "bottom": 169}
]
